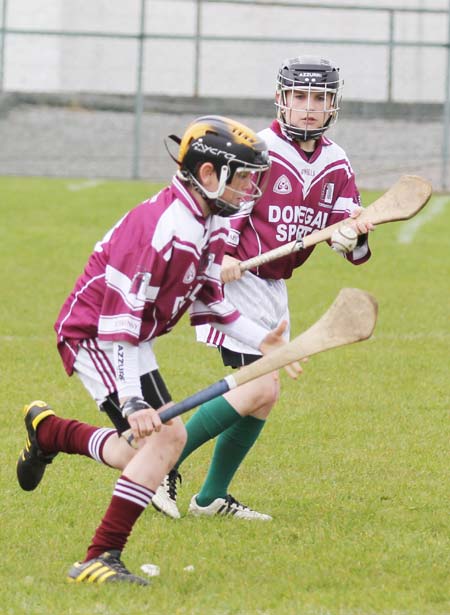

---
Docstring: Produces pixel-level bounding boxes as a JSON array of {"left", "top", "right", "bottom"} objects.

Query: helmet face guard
[
  {"left": 168, "top": 115, "right": 271, "bottom": 217},
  {"left": 275, "top": 56, "right": 343, "bottom": 142},
  {"left": 198, "top": 158, "right": 269, "bottom": 217}
]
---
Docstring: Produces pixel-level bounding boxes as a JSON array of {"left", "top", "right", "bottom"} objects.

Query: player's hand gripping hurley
[
  {"left": 239, "top": 175, "right": 432, "bottom": 272},
  {"left": 122, "top": 288, "right": 378, "bottom": 446}
]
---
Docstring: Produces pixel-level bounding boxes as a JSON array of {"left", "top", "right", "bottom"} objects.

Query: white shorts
[
  {"left": 73, "top": 338, "right": 159, "bottom": 406},
  {"left": 196, "top": 272, "right": 290, "bottom": 355}
]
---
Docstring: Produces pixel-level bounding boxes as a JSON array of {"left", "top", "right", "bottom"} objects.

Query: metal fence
[{"left": 1, "top": 0, "right": 450, "bottom": 189}]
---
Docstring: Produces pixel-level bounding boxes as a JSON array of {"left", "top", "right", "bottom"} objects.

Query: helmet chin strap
[
  {"left": 182, "top": 164, "right": 238, "bottom": 216},
  {"left": 197, "top": 165, "right": 229, "bottom": 201},
  {"left": 179, "top": 164, "right": 229, "bottom": 202},
  {"left": 203, "top": 165, "right": 238, "bottom": 217}
]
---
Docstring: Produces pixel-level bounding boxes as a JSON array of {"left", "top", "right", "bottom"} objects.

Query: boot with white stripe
[
  {"left": 188, "top": 494, "right": 272, "bottom": 521},
  {"left": 151, "top": 470, "right": 182, "bottom": 519}
]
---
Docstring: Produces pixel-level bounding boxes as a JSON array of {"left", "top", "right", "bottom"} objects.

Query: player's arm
[
  {"left": 219, "top": 202, "right": 254, "bottom": 282},
  {"left": 112, "top": 341, "right": 162, "bottom": 440},
  {"left": 327, "top": 176, "right": 373, "bottom": 262},
  {"left": 190, "top": 286, "right": 301, "bottom": 379},
  {"left": 348, "top": 206, "right": 375, "bottom": 235},
  {"left": 221, "top": 254, "right": 242, "bottom": 283},
  {"left": 330, "top": 205, "right": 374, "bottom": 261}
]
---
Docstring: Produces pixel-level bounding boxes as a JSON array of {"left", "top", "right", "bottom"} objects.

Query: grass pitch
[{"left": 0, "top": 176, "right": 449, "bottom": 615}]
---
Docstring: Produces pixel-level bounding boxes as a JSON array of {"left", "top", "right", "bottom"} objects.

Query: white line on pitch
[
  {"left": 66, "top": 179, "right": 104, "bottom": 192},
  {"left": 397, "top": 196, "right": 449, "bottom": 244}
]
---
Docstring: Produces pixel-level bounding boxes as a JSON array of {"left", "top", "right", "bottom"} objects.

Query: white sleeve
[
  {"left": 113, "top": 341, "right": 142, "bottom": 401},
  {"left": 213, "top": 315, "right": 268, "bottom": 351}
]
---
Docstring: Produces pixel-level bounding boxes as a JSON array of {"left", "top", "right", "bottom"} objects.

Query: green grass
[{"left": 0, "top": 176, "right": 448, "bottom": 615}]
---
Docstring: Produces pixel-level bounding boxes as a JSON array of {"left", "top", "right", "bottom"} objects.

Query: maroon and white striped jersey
[
  {"left": 55, "top": 177, "right": 244, "bottom": 375},
  {"left": 226, "top": 120, "right": 371, "bottom": 279}
]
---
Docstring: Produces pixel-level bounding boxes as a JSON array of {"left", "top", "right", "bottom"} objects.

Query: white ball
[
  {"left": 331, "top": 225, "right": 358, "bottom": 254},
  {"left": 141, "top": 563, "right": 160, "bottom": 577}
]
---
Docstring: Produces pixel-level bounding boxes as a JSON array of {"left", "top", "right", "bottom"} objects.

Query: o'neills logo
[
  {"left": 183, "top": 262, "right": 196, "bottom": 284},
  {"left": 227, "top": 229, "right": 240, "bottom": 246},
  {"left": 273, "top": 174, "right": 292, "bottom": 194},
  {"left": 192, "top": 141, "right": 236, "bottom": 160},
  {"left": 320, "top": 182, "right": 335, "bottom": 204}
]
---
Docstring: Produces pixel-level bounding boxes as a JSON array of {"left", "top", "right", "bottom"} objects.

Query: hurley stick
[
  {"left": 240, "top": 174, "right": 432, "bottom": 272},
  {"left": 121, "top": 287, "right": 377, "bottom": 448}
]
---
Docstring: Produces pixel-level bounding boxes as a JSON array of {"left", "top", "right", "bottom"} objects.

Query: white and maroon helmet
[{"left": 275, "top": 55, "right": 343, "bottom": 141}]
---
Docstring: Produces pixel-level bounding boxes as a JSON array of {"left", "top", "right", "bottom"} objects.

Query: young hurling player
[
  {"left": 152, "top": 56, "right": 374, "bottom": 521},
  {"left": 16, "top": 115, "right": 301, "bottom": 584}
]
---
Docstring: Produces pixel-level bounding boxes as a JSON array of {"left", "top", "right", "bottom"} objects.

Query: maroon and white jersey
[
  {"left": 226, "top": 120, "right": 371, "bottom": 279},
  {"left": 55, "top": 176, "right": 242, "bottom": 375}
]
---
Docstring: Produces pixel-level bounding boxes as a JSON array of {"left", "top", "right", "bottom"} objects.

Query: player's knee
[
  {"left": 249, "top": 374, "right": 279, "bottom": 411},
  {"left": 261, "top": 374, "right": 280, "bottom": 407},
  {"left": 104, "top": 432, "right": 138, "bottom": 469},
  {"left": 164, "top": 417, "right": 187, "bottom": 453}
]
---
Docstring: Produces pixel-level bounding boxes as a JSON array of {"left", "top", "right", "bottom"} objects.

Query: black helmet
[
  {"left": 168, "top": 115, "right": 270, "bottom": 217},
  {"left": 275, "top": 56, "right": 343, "bottom": 141}
]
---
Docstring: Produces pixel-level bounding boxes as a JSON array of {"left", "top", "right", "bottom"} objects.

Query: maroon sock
[
  {"left": 37, "top": 416, "right": 115, "bottom": 463},
  {"left": 84, "top": 475, "right": 155, "bottom": 561}
]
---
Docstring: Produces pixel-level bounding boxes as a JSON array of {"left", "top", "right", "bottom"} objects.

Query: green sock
[
  {"left": 196, "top": 415, "right": 266, "bottom": 507},
  {"left": 175, "top": 397, "right": 241, "bottom": 468}
]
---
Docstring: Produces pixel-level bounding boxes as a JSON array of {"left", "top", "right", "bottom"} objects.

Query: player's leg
[
  {"left": 69, "top": 416, "right": 186, "bottom": 584},
  {"left": 77, "top": 338, "right": 186, "bottom": 524},
  {"left": 153, "top": 353, "right": 279, "bottom": 520},
  {"left": 16, "top": 400, "right": 134, "bottom": 491},
  {"left": 75, "top": 339, "right": 184, "bottom": 522},
  {"left": 17, "top": 337, "right": 182, "bottom": 584},
  {"left": 16, "top": 400, "right": 150, "bottom": 584},
  {"left": 154, "top": 275, "right": 289, "bottom": 519},
  {"left": 17, "top": 397, "right": 185, "bottom": 584},
  {"left": 188, "top": 351, "right": 279, "bottom": 520},
  {"left": 186, "top": 275, "right": 288, "bottom": 518},
  {"left": 151, "top": 390, "right": 243, "bottom": 517}
]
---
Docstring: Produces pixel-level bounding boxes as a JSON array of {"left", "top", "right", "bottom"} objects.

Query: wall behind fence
[{"left": 1, "top": 0, "right": 449, "bottom": 189}]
